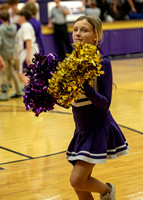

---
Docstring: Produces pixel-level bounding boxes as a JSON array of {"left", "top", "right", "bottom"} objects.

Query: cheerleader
[{"left": 66, "top": 16, "right": 129, "bottom": 200}]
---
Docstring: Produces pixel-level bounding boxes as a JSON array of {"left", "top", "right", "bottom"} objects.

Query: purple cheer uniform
[{"left": 66, "top": 56, "right": 129, "bottom": 165}]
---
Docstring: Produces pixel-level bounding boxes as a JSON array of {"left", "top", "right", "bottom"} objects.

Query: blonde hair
[{"left": 74, "top": 16, "right": 103, "bottom": 47}]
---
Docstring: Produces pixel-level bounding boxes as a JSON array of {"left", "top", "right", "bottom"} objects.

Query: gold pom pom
[{"left": 48, "top": 42, "right": 104, "bottom": 107}]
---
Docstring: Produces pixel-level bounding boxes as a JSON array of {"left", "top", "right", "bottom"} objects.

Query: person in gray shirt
[
  {"left": 0, "top": 10, "right": 21, "bottom": 100},
  {"left": 48, "top": 0, "right": 73, "bottom": 61}
]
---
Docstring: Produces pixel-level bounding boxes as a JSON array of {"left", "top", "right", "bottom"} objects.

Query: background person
[
  {"left": 80, "top": 0, "right": 101, "bottom": 19},
  {"left": 7, "top": 0, "right": 19, "bottom": 25},
  {"left": 15, "top": 9, "right": 39, "bottom": 86},
  {"left": 0, "top": 10, "right": 21, "bottom": 100},
  {"left": 23, "top": 2, "right": 46, "bottom": 55},
  {"left": 47, "top": 0, "right": 73, "bottom": 61}
]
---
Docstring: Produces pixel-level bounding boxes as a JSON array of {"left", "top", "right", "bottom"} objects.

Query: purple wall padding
[{"left": 43, "top": 28, "right": 143, "bottom": 57}]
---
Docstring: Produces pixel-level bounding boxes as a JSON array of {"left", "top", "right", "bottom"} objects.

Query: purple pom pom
[{"left": 23, "top": 53, "right": 59, "bottom": 116}]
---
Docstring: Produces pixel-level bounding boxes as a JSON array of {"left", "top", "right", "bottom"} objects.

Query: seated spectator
[
  {"left": 128, "top": 0, "right": 143, "bottom": 19},
  {"left": 81, "top": 0, "right": 92, "bottom": 8},
  {"left": 133, "top": 0, "right": 143, "bottom": 13},
  {"left": 96, "top": 0, "right": 114, "bottom": 22},
  {"left": 111, "top": 0, "right": 131, "bottom": 20},
  {"left": 111, "top": 0, "right": 143, "bottom": 20},
  {"left": 81, "top": 0, "right": 101, "bottom": 19}
]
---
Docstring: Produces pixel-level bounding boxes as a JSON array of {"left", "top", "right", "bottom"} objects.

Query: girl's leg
[
  {"left": 74, "top": 171, "right": 94, "bottom": 200},
  {"left": 74, "top": 190, "right": 94, "bottom": 200},
  {"left": 70, "top": 160, "right": 110, "bottom": 199}
]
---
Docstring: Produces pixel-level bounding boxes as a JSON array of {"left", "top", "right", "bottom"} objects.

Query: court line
[
  {"left": 0, "top": 151, "right": 66, "bottom": 166},
  {"left": 34, "top": 150, "right": 66, "bottom": 159},
  {"left": 0, "top": 146, "right": 34, "bottom": 159},
  {"left": 119, "top": 124, "right": 143, "bottom": 135},
  {"left": 0, "top": 158, "right": 30, "bottom": 166},
  {"left": 0, "top": 167, "right": 5, "bottom": 170}
]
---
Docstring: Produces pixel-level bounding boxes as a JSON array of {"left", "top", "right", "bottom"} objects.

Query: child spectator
[
  {"left": 0, "top": 10, "right": 21, "bottom": 100},
  {"left": 0, "top": 3, "right": 14, "bottom": 89},
  {"left": 27, "top": 0, "right": 37, "bottom": 3},
  {"left": 15, "top": 9, "right": 39, "bottom": 86},
  {"left": 7, "top": 0, "right": 19, "bottom": 25},
  {"left": 0, "top": 3, "right": 9, "bottom": 12},
  {"left": 0, "top": 4, "right": 9, "bottom": 26},
  {"left": 23, "top": 2, "right": 46, "bottom": 55},
  {"left": 26, "top": 0, "right": 39, "bottom": 20},
  {"left": 7, "top": 0, "right": 21, "bottom": 89}
]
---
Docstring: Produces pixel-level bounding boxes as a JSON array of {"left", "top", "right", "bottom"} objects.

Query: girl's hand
[
  {"left": 0, "top": 56, "right": 5, "bottom": 72},
  {"left": 26, "top": 56, "right": 31, "bottom": 65},
  {"left": 0, "top": 64, "right": 5, "bottom": 72}
]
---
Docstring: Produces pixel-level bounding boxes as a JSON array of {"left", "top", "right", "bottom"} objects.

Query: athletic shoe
[
  {"left": 100, "top": 183, "right": 116, "bottom": 200},
  {"left": 0, "top": 93, "right": 9, "bottom": 101},
  {"left": 10, "top": 93, "right": 22, "bottom": 98}
]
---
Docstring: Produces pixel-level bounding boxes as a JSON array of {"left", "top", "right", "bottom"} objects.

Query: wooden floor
[{"left": 0, "top": 56, "right": 143, "bottom": 200}]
